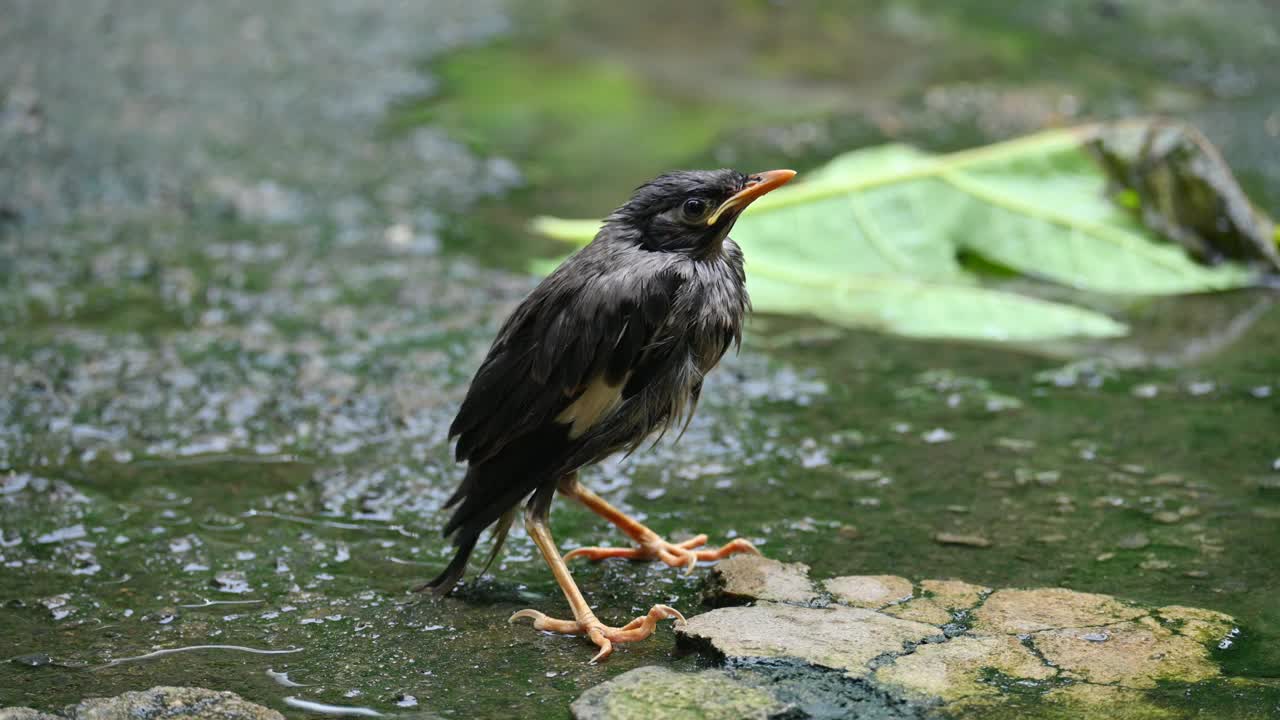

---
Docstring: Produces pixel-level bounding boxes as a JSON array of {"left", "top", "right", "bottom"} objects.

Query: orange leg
[
  {"left": 559, "top": 475, "right": 759, "bottom": 573},
  {"left": 509, "top": 506, "right": 683, "bottom": 663}
]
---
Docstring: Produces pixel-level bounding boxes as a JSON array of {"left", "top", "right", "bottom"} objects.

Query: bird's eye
[{"left": 681, "top": 197, "right": 708, "bottom": 221}]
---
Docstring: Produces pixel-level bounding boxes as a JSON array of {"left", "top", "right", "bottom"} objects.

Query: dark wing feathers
[{"left": 448, "top": 255, "right": 683, "bottom": 467}]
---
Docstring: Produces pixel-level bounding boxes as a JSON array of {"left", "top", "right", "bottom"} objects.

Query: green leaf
[
  {"left": 530, "top": 125, "right": 1263, "bottom": 343},
  {"left": 744, "top": 271, "right": 1128, "bottom": 342}
]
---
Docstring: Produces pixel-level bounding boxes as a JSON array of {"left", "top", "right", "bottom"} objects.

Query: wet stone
[
  {"left": 570, "top": 666, "right": 783, "bottom": 720},
  {"left": 9, "top": 654, "right": 53, "bottom": 668},
  {"left": 824, "top": 575, "right": 914, "bottom": 609},
  {"left": 677, "top": 603, "right": 941, "bottom": 675},
  {"left": 1035, "top": 618, "right": 1220, "bottom": 688},
  {"left": 703, "top": 554, "right": 820, "bottom": 606},
  {"left": 972, "top": 588, "right": 1145, "bottom": 634},
  {"left": 875, "top": 634, "right": 1053, "bottom": 703},
  {"left": 919, "top": 579, "right": 988, "bottom": 610},
  {"left": 883, "top": 580, "right": 989, "bottom": 625},
  {"left": 0, "top": 710, "right": 61, "bottom": 720},
  {"left": 1156, "top": 605, "right": 1236, "bottom": 644},
  {"left": 727, "top": 658, "right": 930, "bottom": 720},
  {"left": 0, "top": 687, "right": 284, "bottom": 720},
  {"left": 654, "top": 561, "right": 1240, "bottom": 717}
]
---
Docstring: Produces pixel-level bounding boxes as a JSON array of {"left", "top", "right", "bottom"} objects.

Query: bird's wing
[{"left": 449, "top": 256, "right": 683, "bottom": 466}]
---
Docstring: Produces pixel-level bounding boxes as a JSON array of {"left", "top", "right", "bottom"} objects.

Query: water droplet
[
  {"left": 1131, "top": 384, "right": 1159, "bottom": 398},
  {"left": 1186, "top": 381, "right": 1215, "bottom": 396},
  {"left": 36, "top": 524, "right": 87, "bottom": 544},
  {"left": 212, "top": 570, "right": 252, "bottom": 593},
  {"left": 921, "top": 428, "right": 954, "bottom": 444}
]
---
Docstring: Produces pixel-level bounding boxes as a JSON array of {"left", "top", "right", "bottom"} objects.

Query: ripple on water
[{"left": 283, "top": 697, "right": 383, "bottom": 717}]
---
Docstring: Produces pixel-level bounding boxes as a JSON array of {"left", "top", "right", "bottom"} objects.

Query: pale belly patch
[{"left": 556, "top": 375, "right": 627, "bottom": 439}]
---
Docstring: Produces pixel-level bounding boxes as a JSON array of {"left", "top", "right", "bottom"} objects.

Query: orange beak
[{"left": 706, "top": 169, "right": 798, "bottom": 225}]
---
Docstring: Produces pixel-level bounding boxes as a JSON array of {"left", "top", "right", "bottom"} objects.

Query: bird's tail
[
  {"left": 417, "top": 529, "right": 479, "bottom": 595},
  {"left": 423, "top": 429, "right": 561, "bottom": 595},
  {"left": 415, "top": 507, "right": 517, "bottom": 596}
]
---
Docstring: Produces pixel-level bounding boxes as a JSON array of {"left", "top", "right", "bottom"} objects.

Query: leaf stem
[{"left": 749, "top": 125, "right": 1097, "bottom": 213}]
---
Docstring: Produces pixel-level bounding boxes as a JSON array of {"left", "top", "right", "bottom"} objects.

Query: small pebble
[
  {"left": 933, "top": 532, "right": 990, "bottom": 548},
  {"left": 10, "top": 653, "right": 53, "bottom": 667},
  {"left": 994, "top": 437, "right": 1035, "bottom": 453},
  {"left": 1151, "top": 511, "right": 1181, "bottom": 524},
  {"left": 1116, "top": 533, "right": 1150, "bottom": 550},
  {"left": 837, "top": 525, "right": 861, "bottom": 540}
]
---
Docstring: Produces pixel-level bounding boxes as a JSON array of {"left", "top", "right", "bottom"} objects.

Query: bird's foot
[
  {"left": 509, "top": 604, "right": 684, "bottom": 663},
  {"left": 563, "top": 534, "right": 759, "bottom": 574}
]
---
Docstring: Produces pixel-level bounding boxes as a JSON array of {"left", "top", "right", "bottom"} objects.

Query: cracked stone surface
[
  {"left": 1034, "top": 617, "right": 1224, "bottom": 688},
  {"left": 679, "top": 603, "right": 942, "bottom": 672},
  {"left": 883, "top": 579, "right": 991, "bottom": 625},
  {"left": 647, "top": 555, "right": 1241, "bottom": 718},
  {"left": 876, "top": 634, "right": 1054, "bottom": 702}
]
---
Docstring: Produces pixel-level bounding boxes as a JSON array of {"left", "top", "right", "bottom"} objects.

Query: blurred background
[{"left": 2, "top": 1, "right": 1279, "bottom": 718}]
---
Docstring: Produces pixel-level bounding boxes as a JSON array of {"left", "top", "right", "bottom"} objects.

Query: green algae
[{"left": 571, "top": 666, "right": 783, "bottom": 720}]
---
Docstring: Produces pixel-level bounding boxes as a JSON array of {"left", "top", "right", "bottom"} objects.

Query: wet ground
[{"left": 2, "top": 1, "right": 1279, "bottom": 718}]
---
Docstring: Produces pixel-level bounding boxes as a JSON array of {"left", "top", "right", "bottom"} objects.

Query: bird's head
[{"left": 605, "top": 168, "right": 796, "bottom": 256}]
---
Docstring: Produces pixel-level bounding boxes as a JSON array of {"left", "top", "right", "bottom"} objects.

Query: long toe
[
  {"left": 603, "top": 604, "right": 685, "bottom": 643},
  {"left": 509, "top": 605, "right": 684, "bottom": 663},
  {"left": 509, "top": 608, "right": 583, "bottom": 634},
  {"left": 691, "top": 537, "right": 760, "bottom": 560},
  {"left": 565, "top": 534, "right": 759, "bottom": 571},
  {"left": 563, "top": 546, "right": 648, "bottom": 562}
]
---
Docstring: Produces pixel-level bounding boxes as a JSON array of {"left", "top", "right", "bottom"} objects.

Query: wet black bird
[{"left": 423, "top": 168, "right": 797, "bottom": 661}]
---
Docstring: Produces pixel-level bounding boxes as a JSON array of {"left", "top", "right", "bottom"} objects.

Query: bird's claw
[
  {"left": 509, "top": 604, "right": 685, "bottom": 663},
  {"left": 564, "top": 535, "right": 759, "bottom": 574}
]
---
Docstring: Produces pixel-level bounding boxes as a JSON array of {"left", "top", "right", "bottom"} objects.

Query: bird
[{"left": 421, "top": 167, "right": 798, "bottom": 662}]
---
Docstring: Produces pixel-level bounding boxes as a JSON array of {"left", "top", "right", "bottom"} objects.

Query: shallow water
[{"left": 3, "top": 1, "right": 1279, "bottom": 718}]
